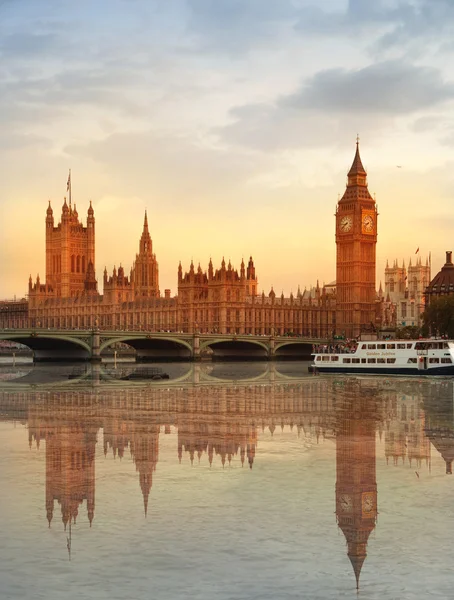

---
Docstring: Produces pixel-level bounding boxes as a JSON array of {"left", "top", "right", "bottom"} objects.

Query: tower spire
[{"left": 347, "top": 136, "right": 367, "bottom": 185}]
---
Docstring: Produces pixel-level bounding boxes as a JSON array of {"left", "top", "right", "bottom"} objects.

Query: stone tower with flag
[{"left": 29, "top": 171, "right": 97, "bottom": 300}]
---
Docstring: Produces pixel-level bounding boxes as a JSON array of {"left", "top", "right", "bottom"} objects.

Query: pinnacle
[{"left": 348, "top": 140, "right": 367, "bottom": 178}]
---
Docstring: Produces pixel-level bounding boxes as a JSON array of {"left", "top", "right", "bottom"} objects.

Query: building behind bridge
[
  {"left": 0, "top": 194, "right": 336, "bottom": 337},
  {"left": 1, "top": 143, "right": 396, "bottom": 338}
]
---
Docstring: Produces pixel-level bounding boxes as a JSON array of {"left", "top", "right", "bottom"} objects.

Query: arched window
[
  {"left": 82, "top": 256, "right": 86, "bottom": 273},
  {"left": 76, "top": 256, "right": 80, "bottom": 273},
  {"left": 71, "top": 255, "right": 75, "bottom": 273}
]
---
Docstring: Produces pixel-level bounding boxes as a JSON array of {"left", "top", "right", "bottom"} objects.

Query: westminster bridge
[{"left": 0, "top": 328, "right": 328, "bottom": 362}]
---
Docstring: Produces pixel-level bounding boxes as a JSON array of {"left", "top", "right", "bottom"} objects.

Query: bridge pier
[
  {"left": 193, "top": 334, "right": 201, "bottom": 362},
  {"left": 90, "top": 330, "right": 102, "bottom": 363}
]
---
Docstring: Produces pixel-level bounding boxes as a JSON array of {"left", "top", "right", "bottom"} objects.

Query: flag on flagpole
[{"left": 415, "top": 247, "right": 419, "bottom": 254}]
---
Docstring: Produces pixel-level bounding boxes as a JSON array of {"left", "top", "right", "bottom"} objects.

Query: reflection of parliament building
[{"left": 3, "top": 377, "right": 453, "bottom": 586}]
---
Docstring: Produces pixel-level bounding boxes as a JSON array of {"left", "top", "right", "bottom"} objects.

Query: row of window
[
  {"left": 316, "top": 356, "right": 453, "bottom": 365},
  {"left": 344, "top": 357, "right": 396, "bottom": 364},
  {"left": 362, "top": 343, "right": 412, "bottom": 350},
  {"left": 316, "top": 356, "right": 396, "bottom": 364}
]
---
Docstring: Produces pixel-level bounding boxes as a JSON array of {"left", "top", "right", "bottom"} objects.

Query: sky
[{"left": 1, "top": 0, "right": 454, "bottom": 299}]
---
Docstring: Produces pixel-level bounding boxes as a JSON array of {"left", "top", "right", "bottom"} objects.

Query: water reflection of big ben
[
  {"left": 335, "top": 387, "right": 379, "bottom": 590},
  {"left": 45, "top": 423, "right": 97, "bottom": 529}
]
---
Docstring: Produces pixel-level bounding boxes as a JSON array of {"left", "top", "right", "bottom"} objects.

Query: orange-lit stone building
[
  {"left": 335, "top": 140, "right": 378, "bottom": 338},
  {"left": 10, "top": 201, "right": 337, "bottom": 338},
  {"left": 1, "top": 143, "right": 386, "bottom": 338}
]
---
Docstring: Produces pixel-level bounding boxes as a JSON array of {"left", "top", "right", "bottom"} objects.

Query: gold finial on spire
[{"left": 356, "top": 133, "right": 360, "bottom": 146}]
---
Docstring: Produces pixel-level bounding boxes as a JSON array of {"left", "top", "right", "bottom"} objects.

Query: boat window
[
  {"left": 407, "top": 358, "right": 417, "bottom": 364},
  {"left": 367, "top": 358, "right": 376, "bottom": 363},
  {"left": 377, "top": 344, "right": 386, "bottom": 349},
  {"left": 352, "top": 358, "right": 360, "bottom": 363},
  {"left": 361, "top": 358, "right": 367, "bottom": 364},
  {"left": 397, "top": 343, "right": 406, "bottom": 349},
  {"left": 368, "top": 344, "right": 376, "bottom": 349},
  {"left": 322, "top": 356, "right": 330, "bottom": 361},
  {"left": 429, "top": 358, "right": 440, "bottom": 363},
  {"left": 377, "top": 358, "right": 386, "bottom": 363},
  {"left": 361, "top": 344, "right": 366, "bottom": 349},
  {"left": 443, "top": 342, "right": 450, "bottom": 349},
  {"left": 387, "top": 344, "right": 395, "bottom": 349},
  {"left": 387, "top": 358, "right": 396, "bottom": 364},
  {"left": 441, "top": 357, "right": 452, "bottom": 364},
  {"left": 407, "top": 343, "right": 413, "bottom": 349},
  {"left": 316, "top": 356, "right": 321, "bottom": 361},
  {"left": 343, "top": 358, "right": 351, "bottom": 363},
  {"left": 331, "top": 356, "right": 339, "bottom": 361}
]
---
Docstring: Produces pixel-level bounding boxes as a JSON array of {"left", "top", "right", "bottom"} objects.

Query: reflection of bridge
[
  {"left": 0, "top": 328, "right": 327, "bottom": 362},
  {"left": 0, "top": 362, "right": 310, "bottom": 389}
]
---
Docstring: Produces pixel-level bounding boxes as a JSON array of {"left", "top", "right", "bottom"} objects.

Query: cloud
[
  {"left": 284, "top": 61, "right": 454, "bottom": 114},
  {"left": 186, "top": 0, "right": 299, "bottom": 54},
  {"left": 0, "top": 32, "right": 64, "bottom": 60},
  {"left": 216, "top": 61, "right": 454, "bottom": 152},
  {"left": 295, "top": 0, "right": 454, "bottom": 56},
  {"left": 63, "top": 130, "right": 272, "bottom": 207}
]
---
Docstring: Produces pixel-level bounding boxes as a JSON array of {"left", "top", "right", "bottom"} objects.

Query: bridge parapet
[{"left": 0, "top": 328, "right": 328, "bottom": 362}]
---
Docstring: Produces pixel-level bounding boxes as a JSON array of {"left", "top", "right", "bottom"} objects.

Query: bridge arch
[
  {"left": 100, "top": 335, "right": 193, "bottom": 361},
  {"left": 0, "top": 332, "right": 92, "bottom": 362},
  {"left": 200, "top": 338, "right": 269, "bottom": 360},
  {"left": 274, "top": 340, "right": 314, "bottom": 359}
]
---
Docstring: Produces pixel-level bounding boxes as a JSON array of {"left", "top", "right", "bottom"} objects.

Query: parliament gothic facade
[{"left": 2, "top": 143, "right": 384, "bottom": 338}]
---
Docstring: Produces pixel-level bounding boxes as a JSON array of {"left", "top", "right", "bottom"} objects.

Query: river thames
[{"left": 0, "top": 359, "right": 453, "bottom": 599}]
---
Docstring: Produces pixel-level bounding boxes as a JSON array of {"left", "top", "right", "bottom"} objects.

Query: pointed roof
[
  {"left": 348, "top": 553, "right": 366, "bottom": 590},
  {"left": 348, "top": 137, "right": 367, "bottom": 178},
  {"left": 143, "top": 210, "right": 149, "bottom": 233}
]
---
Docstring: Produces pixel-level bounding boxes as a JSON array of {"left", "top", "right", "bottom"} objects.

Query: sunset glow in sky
[{"left": 1, "top": 0, "right": 454, "bottom": 298}]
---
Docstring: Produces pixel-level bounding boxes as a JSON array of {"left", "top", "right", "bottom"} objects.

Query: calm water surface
[{"left": 0, "top": 360, "right": 453, "bottom": 599}]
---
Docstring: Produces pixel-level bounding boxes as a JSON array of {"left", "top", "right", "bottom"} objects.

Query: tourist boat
[{"left": 311, "top": 339, "right": 454, "bottom": 375}]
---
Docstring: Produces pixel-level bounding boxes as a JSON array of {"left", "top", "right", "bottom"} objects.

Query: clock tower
[{"left": 336, "top": 139, "right": 377, "bottom": 338}]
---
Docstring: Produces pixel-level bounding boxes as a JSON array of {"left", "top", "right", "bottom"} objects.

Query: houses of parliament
[{"left": 0, "top": 142, "right": 391, "bottom": 339}]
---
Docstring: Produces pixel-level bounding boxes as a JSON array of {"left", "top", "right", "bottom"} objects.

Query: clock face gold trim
[
  {"left": 339, "top": 215, "right": 353, "bottom": 233},
  {"left": 362, "top": 214, "right": 374, "bottom": 233},
  {"left": 361, "top": 492, "right": 375, "bottom": 514}
]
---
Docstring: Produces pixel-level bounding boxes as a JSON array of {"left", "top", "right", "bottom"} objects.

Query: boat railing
[{"left": 313, "top": 345, "right": 358, "bottom": 355}]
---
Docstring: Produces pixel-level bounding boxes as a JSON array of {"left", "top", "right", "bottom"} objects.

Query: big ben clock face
[
  {"left": 339, "top": 215, "right": 353, "bottom": 233},
  {"left": 361, "top": 492, "right": 375, "bottom": 515},
  {"left": 362, "top": 214, "right": 374, "bottom": 234},
  {"left": 339, "top": 493, "right": 353, "bottom": 512}
]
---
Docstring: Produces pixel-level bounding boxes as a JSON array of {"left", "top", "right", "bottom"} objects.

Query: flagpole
[{"left": 69, "top": 169, "right": 72, "bottom": 210}]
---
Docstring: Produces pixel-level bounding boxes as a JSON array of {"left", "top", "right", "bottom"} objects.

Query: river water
[{"left": 0, "top": 360, "right": 453, "bottom": 599}]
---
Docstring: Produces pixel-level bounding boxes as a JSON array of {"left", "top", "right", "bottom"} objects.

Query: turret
[
  {"left": 208, "top": 258, "right": 213, "bottom": 280},
  {"left": 62, "top": 198, "right": 69, "bottom": 220}
]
